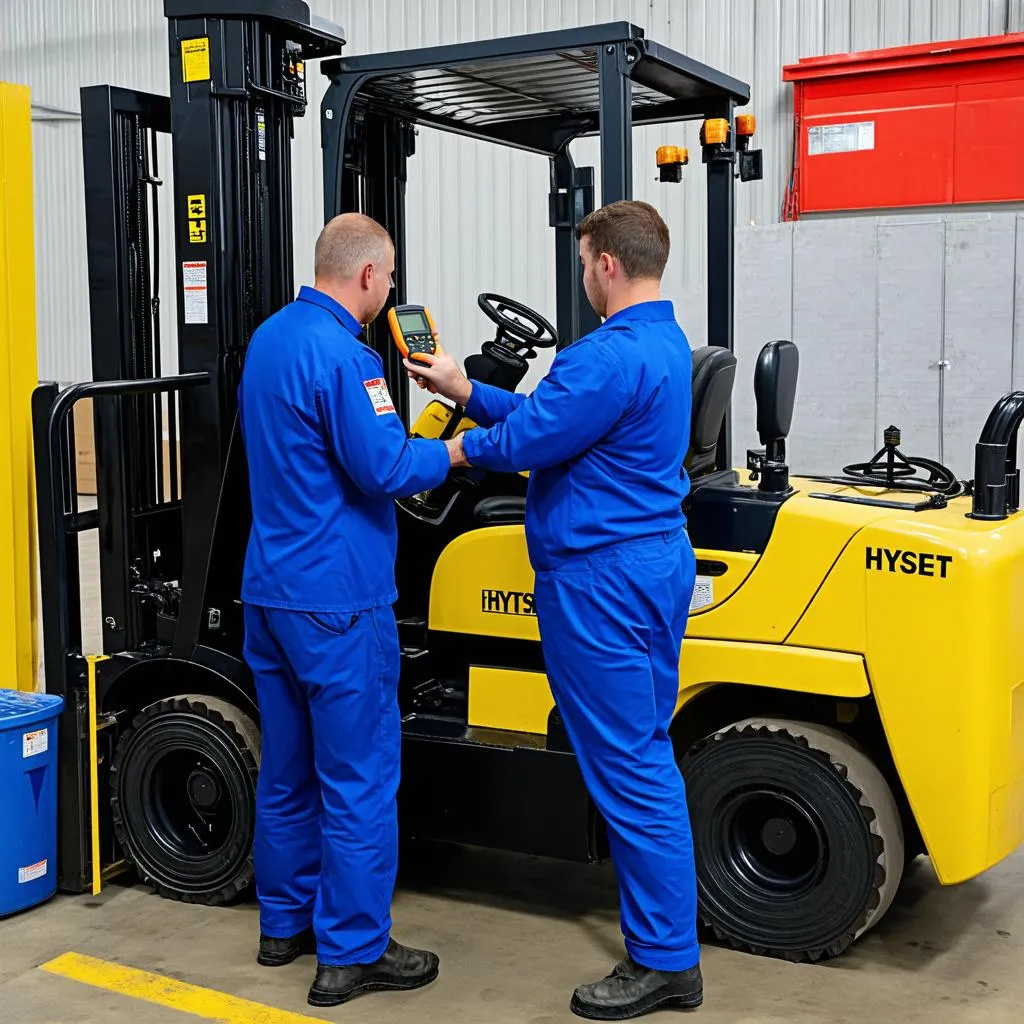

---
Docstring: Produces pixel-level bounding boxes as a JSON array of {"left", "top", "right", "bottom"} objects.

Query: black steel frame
[
  {"left": 163, "top": 3, "right": 344, "bottom": 665},
  {"left": 36, "top": 0, "right": 345, "bottom": 894},
  {"left": 32, "top": 373, "right": 208, "bottom": 893},
  {"left": 320, "top": 22, "right": 750, "bottom": 466}
]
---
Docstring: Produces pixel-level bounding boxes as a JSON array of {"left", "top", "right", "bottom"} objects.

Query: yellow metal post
[{"left": 0, "top": 83, "right": 39, "bottom": 691}]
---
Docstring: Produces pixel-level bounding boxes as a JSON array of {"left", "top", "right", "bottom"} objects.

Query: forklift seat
[
  {"left": 473, "top": 343, "right": 739, "bottom": 525},
  {"left": 684, "top": 345, "right": 738, "bottom": 479}
]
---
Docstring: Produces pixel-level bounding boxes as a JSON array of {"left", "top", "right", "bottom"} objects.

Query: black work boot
[
  {"left": 570, "top": 957, "right": 703, "bottom": 1020},
  {"left": 257, "top": 926, "right": 317, "bottom": 967},
  {"left": 307, "top": 938, "right": 439, "bottom": 1007}
]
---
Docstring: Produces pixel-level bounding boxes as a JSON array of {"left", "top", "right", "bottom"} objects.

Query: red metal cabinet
[{"left": 782, "top": 34, "right": 1024, "bottom": 217}]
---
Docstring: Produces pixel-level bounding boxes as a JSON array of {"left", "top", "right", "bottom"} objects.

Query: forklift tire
[
  {"left": 110, "top": 695, "right": 261, "bottom": 905},
  {"left": 680, "top": 718, "right": 904, "bottom": 962}
]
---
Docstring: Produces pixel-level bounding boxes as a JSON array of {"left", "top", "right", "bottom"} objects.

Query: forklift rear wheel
[
  {"left": 681, "top": 718, "right": 904, "bottom": 962},
  {"left": 110, "top": 695, "right": 260, "bottom": 905}
]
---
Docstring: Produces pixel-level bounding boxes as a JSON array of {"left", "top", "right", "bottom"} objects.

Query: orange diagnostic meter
[{"left": 387, "top": 304, "right": 439, "bottom": 365}]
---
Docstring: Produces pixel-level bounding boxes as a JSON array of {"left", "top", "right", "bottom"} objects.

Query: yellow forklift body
[{"left": 415, "top": 395, "right": 1024, "bottom": 890}]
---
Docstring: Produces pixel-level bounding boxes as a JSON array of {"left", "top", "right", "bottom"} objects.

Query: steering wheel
[{"left": 478, "top": 293, "right": 558, "bottom": 355}]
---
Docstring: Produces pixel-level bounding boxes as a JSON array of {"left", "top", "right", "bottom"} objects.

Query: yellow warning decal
[
  {"left": 182, "top": 37, "right": 211, "bottom": 82},
  {"left": 187, "top": 192, "right": 207, "bottom": 243}
]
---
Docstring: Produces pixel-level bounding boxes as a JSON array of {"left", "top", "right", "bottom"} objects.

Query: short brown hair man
[{"left": 409, "top": 199, "right": 704, "bottom": 1019}]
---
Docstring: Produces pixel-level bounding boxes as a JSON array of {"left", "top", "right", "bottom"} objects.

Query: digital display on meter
[
  {"left": 388, "top": 303, "right": 438, "bottom": 365},
  {"left": 397, "top": 310, "right": 430, "bottom": 333}
]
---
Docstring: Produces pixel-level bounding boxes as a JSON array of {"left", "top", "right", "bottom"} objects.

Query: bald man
[{"left": 238, "top": 214, "right": 459, "bottom": 1007}]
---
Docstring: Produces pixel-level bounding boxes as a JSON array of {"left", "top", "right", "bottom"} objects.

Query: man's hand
[
  {"left": 404, "top": 351, "right": 473, "bottom": 406},
  {"left": 444, "top": 433, "right": 470, "bottom": 468}
]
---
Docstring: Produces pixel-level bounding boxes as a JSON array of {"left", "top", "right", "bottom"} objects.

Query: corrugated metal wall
[{"left": 0, "top": 0, "right": 1019, "bottom": 387}]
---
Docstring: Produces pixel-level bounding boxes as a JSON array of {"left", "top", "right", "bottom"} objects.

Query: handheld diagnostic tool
[{"left": 388, "top": 304, "right": 439, "bottom": 365}]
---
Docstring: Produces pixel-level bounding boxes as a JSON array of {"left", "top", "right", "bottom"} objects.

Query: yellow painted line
[
  {"left": 40, "top": 952, "right": 331, "bottom": 1024},
  {"left": 85, "top": 654, "right": 110, "bottom": 896}
]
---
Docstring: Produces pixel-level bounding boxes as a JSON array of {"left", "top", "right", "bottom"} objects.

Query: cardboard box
[
  {"left": 73, "top": 398, "right": 96, "bottom": 495},
  {"left": 72, "top": 397, "right": 181, "bottom": 500}
]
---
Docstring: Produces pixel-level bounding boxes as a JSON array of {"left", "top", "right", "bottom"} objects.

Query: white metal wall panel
[
  {"left": 790, "top": 217, "right": 879, "bottom": 472},
  {"left": 875, "top": 219, "right": 945, "bottom": 460},
  {"left": 733, "top": 223, "right": 793, "bottom": 456},
  {"left": 0, "top": 0, "right": 1016, "bottom": 387},
  {"left": 737, "top": 211, "right": 1024, "bottom": 479},
  {"left": 941, "top": 215, "right": 1017, "bottom": 477},
  {"left": 1014, "top": 215, "right": 1024, "bottom": 392}
]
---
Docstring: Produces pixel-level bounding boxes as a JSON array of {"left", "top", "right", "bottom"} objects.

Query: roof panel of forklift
[{"left": 321, "top": 23, "right": 751, "bottom": 154}]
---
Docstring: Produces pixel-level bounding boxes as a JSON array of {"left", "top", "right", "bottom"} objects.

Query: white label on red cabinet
[{"left": 809, "top": 121, "right": 875, "bottom": 156}]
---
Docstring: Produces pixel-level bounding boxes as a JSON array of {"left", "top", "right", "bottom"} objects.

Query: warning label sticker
[
  {"left": 256, "top": 109, "right": 267, "bottom": 162},
  {"left": 183, "top": 261, "right": 208, "bottom": 325},
  {"left": 182, "top": 37, "right": 211, "bottom": 83},
  {"left": 808, "top": 121, "right": 875, "bottom": 156},
  {"left": 18, "top": 859, "right": 47, "bottom": 884},
  {"left": 689, "top": 576, "right": 714, "bottom": 612},
  {"left": 23, "top": 728, "right": 48, "bottom": 758},
  {"left": 364, "top": 378, "right": 396, "bottom": 416}
]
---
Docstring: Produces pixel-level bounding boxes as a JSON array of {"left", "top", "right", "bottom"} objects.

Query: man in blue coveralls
[
  {"left": 238, "top": 213, "right": 462, "bottom": 1008},
  {"left": 408, "top": 200, "right": 702, "bottom": 1020}
]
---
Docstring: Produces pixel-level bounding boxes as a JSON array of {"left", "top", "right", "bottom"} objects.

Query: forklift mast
[
  {"left": 162, "top": 2, "right": 344, "bottom": 666},
  {"left": 32, "top": 0, "right": 344, "bottom": 893}
]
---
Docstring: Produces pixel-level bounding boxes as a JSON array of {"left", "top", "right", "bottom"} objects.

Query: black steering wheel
[{"left": 478, "top": 293, "right": 558, "bottom": 356}]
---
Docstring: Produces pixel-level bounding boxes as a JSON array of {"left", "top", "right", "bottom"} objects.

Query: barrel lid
[{"left": 0, "top": 689, "right": 64, "bottom": 729}]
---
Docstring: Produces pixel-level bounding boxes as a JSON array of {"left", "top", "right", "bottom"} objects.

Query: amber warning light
[
  {"left": 736, "top": 114, "right": 756, "bottom": 136},
  {"left": 656, "top": 145, "right": 689, "bottom": 182},
  {"left": 700, "top": 118, "right": 730, "bottom": 146}
]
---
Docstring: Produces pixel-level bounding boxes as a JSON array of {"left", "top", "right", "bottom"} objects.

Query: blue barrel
[{"left": 0, "top": 689, "right": 64, "bottom": 916}]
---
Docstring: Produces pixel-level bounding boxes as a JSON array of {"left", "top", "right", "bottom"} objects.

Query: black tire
[
  {"left": 110, "top": 695, "right": 261, "bottom": 905},
  {"left": 680, "top": 718, "right": 904, "bottom": 962}
]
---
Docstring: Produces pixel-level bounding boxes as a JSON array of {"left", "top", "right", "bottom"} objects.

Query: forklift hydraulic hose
[{"left": 801, "top": 429, "right": 966, "bottom": 498}]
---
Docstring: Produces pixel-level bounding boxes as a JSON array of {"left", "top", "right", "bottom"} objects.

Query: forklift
[{"left": 33, "top": 0, "right": 1024, "bottom": 964}]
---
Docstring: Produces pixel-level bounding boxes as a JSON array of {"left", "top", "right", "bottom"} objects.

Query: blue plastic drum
[{"left": 0, "top": 689, "right": 64, "bottom": 916}]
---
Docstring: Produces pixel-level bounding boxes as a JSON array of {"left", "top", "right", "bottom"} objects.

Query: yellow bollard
[{"left": 0, "top": 83, "right": 40, "bottom": 691}]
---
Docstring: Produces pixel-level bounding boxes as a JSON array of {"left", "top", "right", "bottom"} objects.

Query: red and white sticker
[
  {"left": 19, "top": 859, "right": 47, "bottom": 884},
  {"left": 23, "top": 728, "right": 48, "bottom": 758},
  {"left": 363, "top": 378, "right": 395, "bottom": 416}
]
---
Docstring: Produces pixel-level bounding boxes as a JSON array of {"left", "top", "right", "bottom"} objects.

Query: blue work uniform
[
  {"left": 238, "top": 285, "right": 450, "bottom": 966},
  {"left": 461, "top": 300, "right": 700, "bottom": 972}
]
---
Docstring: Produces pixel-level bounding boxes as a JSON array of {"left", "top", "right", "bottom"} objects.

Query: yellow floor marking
[{"left": 40, "top": 952, "right": 331, "bottom": 1024}]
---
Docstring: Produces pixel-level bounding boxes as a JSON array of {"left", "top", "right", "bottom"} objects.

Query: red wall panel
[{"left": 783, "top": 34, "right": 1024, "bottom": 217}]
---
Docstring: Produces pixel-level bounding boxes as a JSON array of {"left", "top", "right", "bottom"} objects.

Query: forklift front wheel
[
  {"left": 110, "top": 695, "right": 261, "bottom": 905},
  {"left": 681, "top": 718, "right": 904, "bottom": 962}
]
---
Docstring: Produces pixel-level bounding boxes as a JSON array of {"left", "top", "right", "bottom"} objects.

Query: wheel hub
[
  {"left": 761, "top": 816, "right": 797, "bottom": 856},
  {"left": 723, "top": 789, "right": 826, "bottom": 894},
  {"left": 188, "top": 767, "right": 220, "bottom": 810}
]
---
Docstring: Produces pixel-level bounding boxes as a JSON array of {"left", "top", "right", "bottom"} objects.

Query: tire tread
[{"left": 109, "top": 695, "right": 259, "bottom": 906}]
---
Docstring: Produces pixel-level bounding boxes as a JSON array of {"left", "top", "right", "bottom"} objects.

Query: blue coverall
[
  {"left": 238, "top": 286, "right": 450, "bottom": 966},
  {"left": 461, "top": 300, "right": 700, "bottom": 972}
]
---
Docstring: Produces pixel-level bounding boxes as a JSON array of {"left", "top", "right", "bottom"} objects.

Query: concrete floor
[
  {"left": 2, "top": 844, "right": 1024, "bottom": 1024},
  {"left": 10, "top": 497, "right": 1022, "bottom": 1021}
]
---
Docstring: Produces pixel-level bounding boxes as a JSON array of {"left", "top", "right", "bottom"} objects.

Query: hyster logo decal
[
  {"left": 481, "top": 589, "right": 536, "bottom": 616},
  {"left": 865, "top": 547, "right": 952, "bottom": 578}
]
